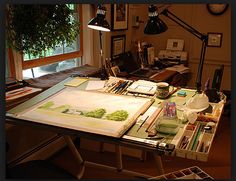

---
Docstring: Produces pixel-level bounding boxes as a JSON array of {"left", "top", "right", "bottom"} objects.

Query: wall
[{"left": 90, "top": 4, "right": 231, "bottom": 91}]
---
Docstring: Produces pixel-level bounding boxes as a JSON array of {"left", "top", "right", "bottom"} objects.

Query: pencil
[{"left": 136, "top": 116, "right": 149, "bottom": 132}]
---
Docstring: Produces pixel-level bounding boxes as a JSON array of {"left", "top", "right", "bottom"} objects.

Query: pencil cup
[{"left": 156, "top": 82, "right": 174, "bottom": 99}]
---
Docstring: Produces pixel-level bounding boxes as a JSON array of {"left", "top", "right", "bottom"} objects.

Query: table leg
[
  {"left": 63, "top": 136, "right": 156, "bottom": 179},
  {"left": 99, "top": 142, "right": 104, "bottom": 153},
  {"left": 141, "top": 150, "right": 147, "bottom": 161},
  {"left": 63, "top": 135, "right": 85, "bottom": 180},
  {"left": 153, "top": 153, "right": 165, "bottom": 175},
  {"left": 115, "top": 145, "right": 123, "bottom": 171}
]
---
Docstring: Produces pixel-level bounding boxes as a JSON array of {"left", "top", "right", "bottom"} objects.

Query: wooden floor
[{"left": 49, "top": 115, "right": 231, "bottom": 179}]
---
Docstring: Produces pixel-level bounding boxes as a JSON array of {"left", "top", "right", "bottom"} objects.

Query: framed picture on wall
[
  {"left": 111, "top": 34, "right": 126, "bottom": 59},
  {"left": 207, "top": 32, "right": 223, "bottom": 47},
  {"left": 111, "top": 4, "right": 128, "bottom": 31}
]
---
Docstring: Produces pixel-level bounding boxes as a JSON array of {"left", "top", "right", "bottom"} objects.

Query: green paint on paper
[
  {"left": 84, "top": 108, "right": 106, "bottom": 118},
  {"left": 38, "top": 101, "right": 128, "bottom": 121},
  {"left": 106, "top": 110, "right": 129, "bottom": 121}
]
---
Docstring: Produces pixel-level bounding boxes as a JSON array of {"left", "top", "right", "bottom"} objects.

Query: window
[{"left": 7, "top": 4, "right": 83, "bottom": 79}]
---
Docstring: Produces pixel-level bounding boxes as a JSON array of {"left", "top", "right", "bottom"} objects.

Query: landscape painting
[{"left": 18, "top": 88, "right": 151, "bottom": 137}]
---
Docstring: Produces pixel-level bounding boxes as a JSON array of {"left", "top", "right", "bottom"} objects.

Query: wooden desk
[{"left": 6, "top": 77, "right": 225, "bottom": 179}]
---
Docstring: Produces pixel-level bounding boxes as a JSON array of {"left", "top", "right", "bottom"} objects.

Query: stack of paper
[
  {"left": 127, "top": 80, "right": 157, "bottom": 95},
  {"left": 166, "top": 64, "right": 190, "bottom": 74},
  {"left": 64, "top": 77, "right": 88, "bottom": 87}
]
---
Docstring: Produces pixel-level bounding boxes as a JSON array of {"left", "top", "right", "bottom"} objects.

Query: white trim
[{"left": 82, "top": 4, "right": 95, "bottom": 66}]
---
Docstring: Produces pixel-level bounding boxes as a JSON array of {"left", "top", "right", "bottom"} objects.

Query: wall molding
[{"left": 190, "top": 58, "right": 231, "bottom": 66}]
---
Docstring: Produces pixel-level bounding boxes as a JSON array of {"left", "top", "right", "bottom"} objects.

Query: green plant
[{"left": 6, "top": 4, "right": 79, "bottom": 57}]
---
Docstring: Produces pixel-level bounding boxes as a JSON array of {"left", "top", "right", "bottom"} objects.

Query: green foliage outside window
[{"left": 6, "top": 4, "right": 80, "bottom": 57}]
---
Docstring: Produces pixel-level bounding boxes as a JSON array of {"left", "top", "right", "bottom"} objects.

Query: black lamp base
[{"left": 100, "top": 66, "right": 109, "bottom": 80}]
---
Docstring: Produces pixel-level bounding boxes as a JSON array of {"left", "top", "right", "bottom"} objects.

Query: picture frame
[
  {"left": 111, "top": 66, "right": 120, "bottom": 77},
  {"left": 111, "top": 4, "right": 129, "bottom": 31},
  {"left": 207, "top": 32, "right": 223, "bottom": 47},
  {"left": 111, "top": 34, "right": 126, "bottom": 59}
]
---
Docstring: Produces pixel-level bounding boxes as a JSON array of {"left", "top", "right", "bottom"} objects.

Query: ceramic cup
[{"left": 156, "top": 82, "right": 174, "bottom": 99}]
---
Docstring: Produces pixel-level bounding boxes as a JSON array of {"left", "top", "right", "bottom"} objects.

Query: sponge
[{"left": 177, "top": 90, "right": 187, "bottom": 97}]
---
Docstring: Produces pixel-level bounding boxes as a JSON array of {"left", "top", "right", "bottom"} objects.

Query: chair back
[{"left": 212, "top": 64, "right": 224, "bottom": 91}]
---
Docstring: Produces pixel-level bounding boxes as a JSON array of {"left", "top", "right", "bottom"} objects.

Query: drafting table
[{"left": 6, "top": 77, "right": 225, "bottom": 179}]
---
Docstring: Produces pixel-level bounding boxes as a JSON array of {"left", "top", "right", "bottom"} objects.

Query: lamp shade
[
  {"left": 144, "top": 5, "right": 168, "bottom": 34},
  {"left": 88, "top": 5, "right": 110, "bottom": 32}
]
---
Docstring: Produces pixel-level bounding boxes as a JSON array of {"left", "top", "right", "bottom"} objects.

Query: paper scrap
[
  {"left": 85, "top": 80, "right": 106, "bottom": 90},
  {"left": 64, "top": 77, "right": 88, "bottom": 87}
]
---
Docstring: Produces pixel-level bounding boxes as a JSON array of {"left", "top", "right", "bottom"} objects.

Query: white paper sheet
[
  {"left": 18, "top": 89, "right": 151, "bottom": 137},
  {"left": 85, "top": 80, "right": 106, "bottom": 90}
]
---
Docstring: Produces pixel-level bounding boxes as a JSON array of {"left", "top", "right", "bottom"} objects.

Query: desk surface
[{"left": 6, "top": 76, "right": 225, "bottom": 160}]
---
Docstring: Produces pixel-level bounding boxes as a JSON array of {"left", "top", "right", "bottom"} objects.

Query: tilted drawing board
[{"left": 9, "top": 87, "right": 151, "bottom": 138}]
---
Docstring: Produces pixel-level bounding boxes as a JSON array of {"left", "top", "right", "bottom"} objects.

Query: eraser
[{"left": 177, "top": 91, "right": 187, "bottom": 97}]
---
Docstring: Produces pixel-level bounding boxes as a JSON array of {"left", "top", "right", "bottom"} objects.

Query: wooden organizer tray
[{"left": 175, "top": 121, "right": 215, "bottom": 161}]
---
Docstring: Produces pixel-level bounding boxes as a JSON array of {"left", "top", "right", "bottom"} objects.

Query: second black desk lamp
[
  {"left": 144, "top": 5, "right": 208, "bottom": 93},
  {"left": 88, "top": 5, "right": 110, "bottom": 80}
]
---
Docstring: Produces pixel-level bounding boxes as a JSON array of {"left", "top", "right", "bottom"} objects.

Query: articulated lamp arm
[{"left": 161, "top": 9, "right": 208, "bottom": 93}]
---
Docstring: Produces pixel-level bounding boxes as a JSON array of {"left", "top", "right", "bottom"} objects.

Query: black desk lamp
[
  {"left": 144, "top": 5, "right": 208, "bottom": 93},
  {"left": 88, "top": 5, "right": 110, "bottom": 80}
]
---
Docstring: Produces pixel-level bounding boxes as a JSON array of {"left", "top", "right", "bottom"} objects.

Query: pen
[
  {"left": 110, "top": 80, "right": 123, "bottom": 93},
  {"left": 145, "top": 136, "right": 164, "bottom": 140},
  {"left": 192, "top": 92, "right": 197, "bottom": 97},
  {"left": 120, "top": 81, "right": 131, "bottom": 94},
  {"left": 136, "top": 116, "right": 149, "bottom": 132}
]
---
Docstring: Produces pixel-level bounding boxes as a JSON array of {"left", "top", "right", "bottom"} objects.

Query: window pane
[
  {"left": 52, "top": 45, "right": 63, "bottom": 55},
  {"left": 24, "top": 53, "right": 40, "bottom": 61},
  {"left": 64, "top": 40, "right": 77, "bottom": 53},
  {"left": 23, "top": 57, "right": 81, "bottom": 79}
]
